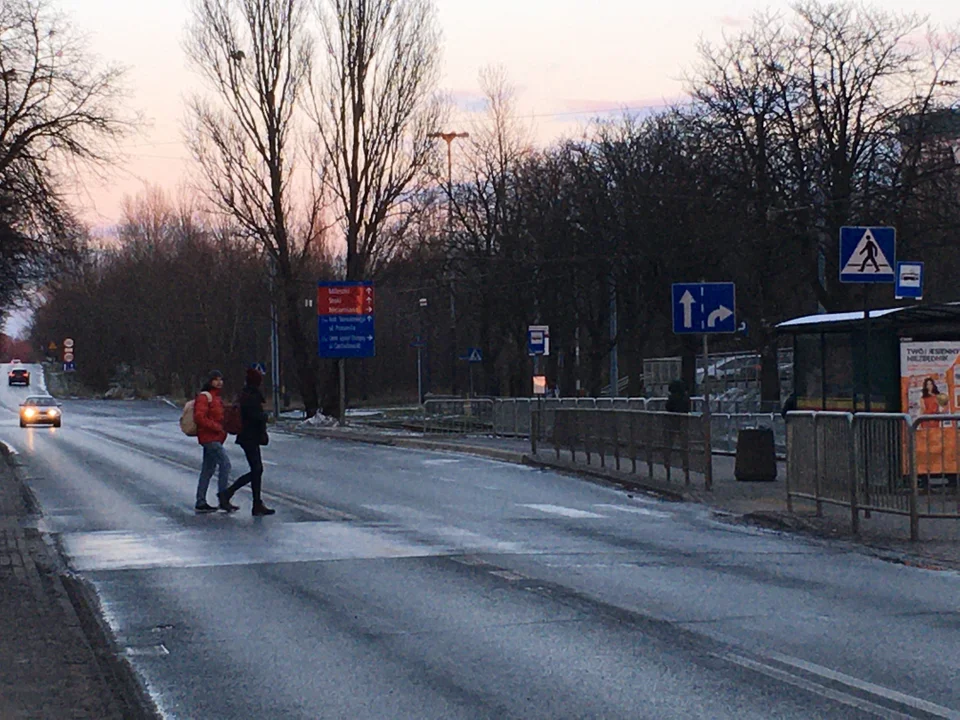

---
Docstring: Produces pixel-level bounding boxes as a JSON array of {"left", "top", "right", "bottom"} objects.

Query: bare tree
[
  {"left": 185, "top": 0, "right": 327, "bottom": 415},
  {"left": 311, "top": 0, "right": 443, "bottom": 281},
  {"left": 0, "top": 0, "right": 133, "bottom": 313}
]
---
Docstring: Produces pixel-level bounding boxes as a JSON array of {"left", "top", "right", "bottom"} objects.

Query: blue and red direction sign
[
  {"left": 840, "top": 226, "right": 895, "bottom": 283},
  {"left": 317, "top": 281, "right": 375, "bottom": 358},
  {"left": 671, "top": 283, "right": 736, "bottom": 334}
]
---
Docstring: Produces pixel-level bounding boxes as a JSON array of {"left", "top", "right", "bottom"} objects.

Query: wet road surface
[{"left": 1, "top": 366, "right": 959, "bottom": 719}]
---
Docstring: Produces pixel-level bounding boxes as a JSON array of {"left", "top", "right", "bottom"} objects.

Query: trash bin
[{"left": 735, "top": 428, "right": 777, "bottom": 482}]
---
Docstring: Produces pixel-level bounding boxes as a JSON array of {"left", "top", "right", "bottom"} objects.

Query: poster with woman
[{"left": 900, "top": 341, "right": 960, "bottom": 474}]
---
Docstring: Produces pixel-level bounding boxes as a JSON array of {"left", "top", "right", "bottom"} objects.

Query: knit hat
[
  {"left": 245, "top": 367, "right": 263, "bottom": 387},
  {"left": 208, "top": 369, "right": 224, "bottom": 381}
]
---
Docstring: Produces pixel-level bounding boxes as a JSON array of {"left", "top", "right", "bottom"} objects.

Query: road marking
[
  {"left": 593, "top": 503, "right": 671, "bottom": 519},
  {"left": 489, "top": 569, "right": 526, "bottom": 581},
  {"left": 767, "top": 651, "right": 960, "bottom": 719},
  {"left": 125, "top": 644, "right": 170, "bottom": 657},
  {"left": 519, "top": 504, "right": 606, "bottom": 519},
  {"left": 724, "top": 651, "right": 960, "bottom": 720}
]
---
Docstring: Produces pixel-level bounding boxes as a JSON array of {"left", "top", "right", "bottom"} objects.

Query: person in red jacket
[{"left": 193, "top": 370, "right": 238, "bottom": 513}]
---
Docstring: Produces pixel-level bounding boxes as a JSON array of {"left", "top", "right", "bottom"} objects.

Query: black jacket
[{"left": 236, "top": 385, "right": 268, "bottom": 447}]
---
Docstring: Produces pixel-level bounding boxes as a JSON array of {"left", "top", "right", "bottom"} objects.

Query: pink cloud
[{"left": 717, "top": 15, "right": 747, "bottom": 28}]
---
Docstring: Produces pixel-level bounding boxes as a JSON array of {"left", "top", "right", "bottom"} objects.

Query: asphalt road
[{"left": 2, "top": 364, "right": 959, "bottom": 719}]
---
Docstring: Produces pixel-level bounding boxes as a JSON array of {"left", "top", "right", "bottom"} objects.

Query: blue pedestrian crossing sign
[
  {"left": 466, "top": 347, "right": 483, "bottom": 363},
  {"left": 671, "top": 282, "right": 736, "bottom": 334},
  {"left": 840, "top": 227, "right": 895, "bottom": 283}
]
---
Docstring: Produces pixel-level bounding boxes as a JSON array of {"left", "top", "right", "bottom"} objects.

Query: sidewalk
[
  {"left": 288, "top": 421, "right": 960, "bottom": 572},
  {"left": 0, "top": 443, "right": 155, "bottom": 719}
]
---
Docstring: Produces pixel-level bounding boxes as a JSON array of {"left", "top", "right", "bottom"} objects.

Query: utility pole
[
  {"left": 268, "top": 258, "right": 281, "bottom": 420},
  {"left": 608, "top": 268, "right": 618, "bottom": 397},
  {"left": 428, "top": 131, "right": 469, "bottom": 396}
]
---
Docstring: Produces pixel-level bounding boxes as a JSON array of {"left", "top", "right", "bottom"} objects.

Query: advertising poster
[{"left": 900, "top": 342, "right": 960, "bottom": 475}]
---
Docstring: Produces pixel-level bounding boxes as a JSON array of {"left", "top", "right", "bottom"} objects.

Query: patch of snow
[
  {"left": 345, "top": 409, "right": 382, "bottom": 417},
  {"left": 300, "top": 412, "right": 339, "bottom": 428},
  {"left": 26, "top": 363, "right": 48, "bottom": 395}
]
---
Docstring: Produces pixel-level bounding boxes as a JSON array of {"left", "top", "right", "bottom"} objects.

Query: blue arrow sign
[
  {"left": 840, "top": 226, "right": 895, "bottom": 283},
  {"left": 671, "top": 283, "right": 736, "bottom": 334},
  {"left": 318, "top": 314, "right": 375, "bottom": 358},
  {"left": 895, "top": 261, "right": 923, "bottom": 299}
]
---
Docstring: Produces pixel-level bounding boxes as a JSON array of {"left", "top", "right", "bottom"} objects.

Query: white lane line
[
  {"left": 593, "top": 503, "right": 671, "bottom": 519},
  {"left": 767, "top": 652, "right": 960, "bottom": 719},
  {"left": 424, "top": 459, "right": 460, "bottom": 465},
  {"left": 519, "top": 504, "right": 606, "bottom": 519},
  {"left": 723, "top": 653, "right": 915, "bottom": 720}
]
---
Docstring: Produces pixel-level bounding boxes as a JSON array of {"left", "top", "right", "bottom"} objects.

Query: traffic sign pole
[{"left": 702, "top": 335, "right": 711, "bottom": 488}]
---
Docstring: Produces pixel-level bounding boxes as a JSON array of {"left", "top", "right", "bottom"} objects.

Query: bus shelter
[{"left": 778, "top": 302, "right": 960, "bottom": 477}]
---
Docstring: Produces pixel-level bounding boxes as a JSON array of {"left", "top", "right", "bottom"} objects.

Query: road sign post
[
  {"left": 318, "top": 281, "right": 375, "bottom": 423},
  {"left": 840, "top": 227, "right": 896, "bottom": 411},
  {"left": 671, "top": 282, "right": 737, "bottom": 491},
  {"left": 527, "top": 325, "right": 549, "bottom": 398}
]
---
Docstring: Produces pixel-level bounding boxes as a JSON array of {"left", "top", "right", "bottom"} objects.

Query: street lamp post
[
  {"left": 428, "top": 131, "right": 469, "bottom": 396},
  {"left": 417, "top": 297, "right": 428, "bottom": 405}
]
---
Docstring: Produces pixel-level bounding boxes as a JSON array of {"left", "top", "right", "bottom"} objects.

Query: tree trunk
[{"left": 282, "top": 280, "right": 320, "bottom": 417}]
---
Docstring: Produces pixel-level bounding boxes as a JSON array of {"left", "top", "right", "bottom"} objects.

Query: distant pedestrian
[
  {"left": 665, "top": 380, "right": 691, "bottom": 413},
  {"left": 194, "top": 370, "right": 237, "bottom": 513},
  {"left": 220, "top": 367, "right": 275, "bottom": 516}
]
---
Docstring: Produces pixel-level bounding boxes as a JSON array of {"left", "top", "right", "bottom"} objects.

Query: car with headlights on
[{"left": 19, "top": 396, "right": 62, "bottom": 428}]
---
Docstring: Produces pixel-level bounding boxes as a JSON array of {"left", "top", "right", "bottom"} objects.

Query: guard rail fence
[{"left": 785, "top": 411, "right": 960, "bottom": 541}]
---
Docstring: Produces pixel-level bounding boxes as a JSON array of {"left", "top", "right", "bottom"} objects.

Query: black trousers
[{"left": 228, "top": 442, "right": 263, "bottom": 504}]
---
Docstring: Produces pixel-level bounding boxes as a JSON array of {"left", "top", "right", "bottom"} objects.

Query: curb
[{"left": 0, "top": 443, "right": 160, "bottom": 719}]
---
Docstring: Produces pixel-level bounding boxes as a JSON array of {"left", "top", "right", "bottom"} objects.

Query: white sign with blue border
[
  {"left": 671, "top": 283, "right": 736, "bottom": 334},
  {"left": 839, "top": 226, "right": 895, "bottom": 283},
  {"left": 895, "top": 261, "right": 924, "bottom": 300},
  {"left": 527, "top": 325, "right": 549, "bottom": 356}
]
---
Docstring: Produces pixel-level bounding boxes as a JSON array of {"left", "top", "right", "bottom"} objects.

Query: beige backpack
[{"left": 179, "top": 391, "right": 212, "bottom": 437}]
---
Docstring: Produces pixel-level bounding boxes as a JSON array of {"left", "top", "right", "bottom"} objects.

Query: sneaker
[
  {"left": 218, "top": 492, "right": 240, "bottom": 512},
  {"left": 195, "top": 501, "right": 218, "bottom": 513},
  {"left": 252, "top": 503, "right": 276, "bottom": 517}
]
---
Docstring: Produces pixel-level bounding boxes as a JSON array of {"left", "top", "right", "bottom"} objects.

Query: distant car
[
  {"left": 8, "top": 368, "right": 30, "bottom": 386},
  {"left": 19, "top": 396, "right": 61, "bottom": 428}
]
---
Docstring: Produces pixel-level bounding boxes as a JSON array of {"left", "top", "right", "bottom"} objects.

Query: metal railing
[
  {"left": 531, "top": 408, "right": 710, "bottom": 489},
  {"left": 786, "top": 412, "right": 960, "bottom": 540},
  {"left": 490, "top": 397, "right": 784, "bottom": 454},
  {"left": 422, "top": 399, "right": 495, "bottom": 434}
]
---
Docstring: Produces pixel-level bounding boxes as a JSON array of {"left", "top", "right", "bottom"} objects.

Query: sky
[{"left": 5, "top": 0, "right": 960, "bottom": 337}]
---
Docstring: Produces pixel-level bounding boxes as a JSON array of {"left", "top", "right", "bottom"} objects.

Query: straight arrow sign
[{"left": 680, "top": 291, "right": 695, "bottom": 329}]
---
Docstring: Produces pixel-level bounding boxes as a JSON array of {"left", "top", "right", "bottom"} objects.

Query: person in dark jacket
[
  {"left": 194, "top": 370, "right": 235, "bottom": 513},
  {"left": 220, "top": 368, "right": 275, "bottom": 516},
  {"left": 664, "top": 379, "right": 691, "bottom": 413}
]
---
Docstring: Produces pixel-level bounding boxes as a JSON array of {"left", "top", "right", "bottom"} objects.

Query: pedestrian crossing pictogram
[{"left": 839, "top": 227, "right": 896, "bottom": 283}]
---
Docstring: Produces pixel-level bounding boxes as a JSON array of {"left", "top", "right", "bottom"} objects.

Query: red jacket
[{"left": 194, "top": 389, "right": 227, "bottom": 445}]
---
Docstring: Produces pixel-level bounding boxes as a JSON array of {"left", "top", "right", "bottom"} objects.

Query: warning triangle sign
[{"left": 841, "top": 228, "right": 893, "bottom": 277}]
